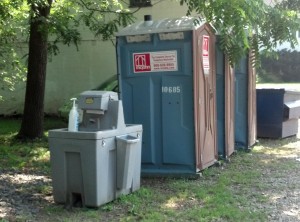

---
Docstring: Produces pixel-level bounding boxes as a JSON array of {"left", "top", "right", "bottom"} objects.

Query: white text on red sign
[{"left": 133, "top": 51, "right": 178, "bottom": 73}]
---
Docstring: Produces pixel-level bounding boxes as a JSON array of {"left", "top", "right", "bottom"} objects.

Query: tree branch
[{"left": 78, "top": 0, "right": 136, "bottom": 14}]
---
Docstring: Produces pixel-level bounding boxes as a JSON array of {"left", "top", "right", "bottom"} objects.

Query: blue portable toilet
[
  {"left": 215, "top": 38, "right": 235, "bottom": 159},
  {"left": 116, "top": 16, "right": 218, "bottom": 176},
  {"left": 216, "top": 40, "right": 256, "bottom": 157},
  {"left": 234, "top": 54, "right": 257, "bottom": 149}
]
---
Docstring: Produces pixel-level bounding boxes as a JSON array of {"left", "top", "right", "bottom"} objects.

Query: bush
[{"left": 257, "top": 49, "right": 300, "bottom": 83}]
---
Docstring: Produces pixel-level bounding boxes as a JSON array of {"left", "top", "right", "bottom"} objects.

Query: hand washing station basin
[{"left": 48, "top": 91, "right": 142, "bottom": 207}]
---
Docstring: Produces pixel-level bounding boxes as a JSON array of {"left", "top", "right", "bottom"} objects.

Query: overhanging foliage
[
  {"left": 0, "top": 0, "right": 135, "bottom": 101},
  {"left": 181, "top": 0, "right": 300, "bottom": 66}
]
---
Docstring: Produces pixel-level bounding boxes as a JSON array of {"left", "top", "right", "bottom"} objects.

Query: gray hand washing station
[{"left": 48, "top": 91, "right": 143, "bottom": 207}]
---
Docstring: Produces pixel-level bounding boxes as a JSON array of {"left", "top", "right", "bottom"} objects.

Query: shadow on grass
[
  {"left": 0, "top": 134, "right": 51, "bottom": 172},
  {"left": 0, "top": 115, "right": 67, "bottom": 136},
  {"left": 257, "top": 135, "right": 300, "bottom": 148}
]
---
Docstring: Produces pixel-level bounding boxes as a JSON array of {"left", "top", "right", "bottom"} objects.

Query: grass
[
  {"left": 0, "top": 116, "right": 66, "bottom": 172},
  {"left": 0, "top": 117, "right": 300, "bottom": 221}
]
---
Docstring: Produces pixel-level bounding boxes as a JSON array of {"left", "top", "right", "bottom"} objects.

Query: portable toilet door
[
  {"left": 225, "top": 57, "right": 235, "bottom": 156},
  {"left": 116, "top": 16, "right": 217, "bottom": 176},
  {"left": 234, "top": 53, "right": 256, "bottom": 149},
  {"left": 216, "top": 39, "right": 235, "bottom": 159},
  {"left": 193, "top": 21, "right": 218, "bottom": 170}
]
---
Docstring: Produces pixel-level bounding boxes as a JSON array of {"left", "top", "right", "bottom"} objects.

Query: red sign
[
  {"left": 202, "top": 35, "right": 210, "bottom": 74},
  {"left": 133, "top": 51, "right": 178, "bottom": 73},
  {"left": 133, "top": 53, "right": 151, "bottom": 73}
]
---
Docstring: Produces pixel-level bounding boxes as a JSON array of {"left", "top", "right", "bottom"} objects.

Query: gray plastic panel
[
  {"left": 49, "top": 126, "right": 142, "bottom": 207},
  {"left": 284, "top": 100, "right": 300, "bottom": 119},
  {"left": 78, "top": 91, "right": 118, "bottom": 111}
]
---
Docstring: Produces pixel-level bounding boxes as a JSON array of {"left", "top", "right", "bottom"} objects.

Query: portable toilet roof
[{"left": 116, "top": 16, "right": 208, "bottom": 36}]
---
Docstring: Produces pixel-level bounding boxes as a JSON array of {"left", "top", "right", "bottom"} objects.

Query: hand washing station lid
[{"left": 78, "top": 91, "right": 118, "bottom": 111}]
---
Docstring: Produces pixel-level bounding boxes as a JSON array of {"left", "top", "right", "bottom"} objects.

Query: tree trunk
[{"left": 18, "top": 3, "right": 51, "bottom": 139}]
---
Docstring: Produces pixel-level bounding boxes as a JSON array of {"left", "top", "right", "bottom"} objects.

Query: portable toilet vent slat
[{"left": 116, "top": 16, "right": 217, "bottom": 176}]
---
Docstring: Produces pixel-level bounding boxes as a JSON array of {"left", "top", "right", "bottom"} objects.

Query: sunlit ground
[{"left": 253, "top": 120, "right": 300, "bottom": 221}]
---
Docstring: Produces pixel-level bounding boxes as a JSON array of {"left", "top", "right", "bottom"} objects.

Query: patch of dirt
[
  {"left": 0, "top": 169, "right": 53, "bottom": 221},
  {"left": 253, "top": 136, "right": 300, "bottom": 222}
]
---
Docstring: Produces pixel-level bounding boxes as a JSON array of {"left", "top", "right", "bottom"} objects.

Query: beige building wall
[{"left": 0, "top": 1, "right": 189, "bottom": 115}]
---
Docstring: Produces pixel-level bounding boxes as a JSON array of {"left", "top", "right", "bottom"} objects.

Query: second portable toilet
[
  {"left": 116, "top": 16, "right": 218, "bottom": 176},
  {"left": 215, "top": 40, "right": 257, "bottom": 157},
  {"left": 234, "top": 54, "right": 257, "bottom": 149},
  {"left": 215, "top": 38, "right": 235, "bottom": 159}
]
